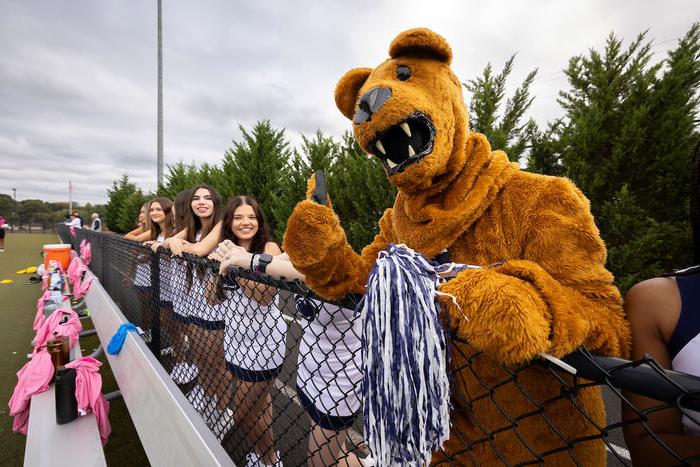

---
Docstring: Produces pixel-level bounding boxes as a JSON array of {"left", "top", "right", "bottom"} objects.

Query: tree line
[
  {"left": 105, "top": 24, "right": 699, "bottom": 293},
  {"left": 0, "top": 194, "right": 104, "bottom": 231}
]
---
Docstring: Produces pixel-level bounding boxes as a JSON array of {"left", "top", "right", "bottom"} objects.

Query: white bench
[{"left": 82, "top": 270, "right": 234, "bottom": 466}]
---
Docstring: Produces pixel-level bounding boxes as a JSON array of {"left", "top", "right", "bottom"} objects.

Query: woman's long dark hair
[
  {"left": 221, "top": 196, "right": 272, "bottom": 254},
  {"left": 146, "top": 197, "right": 174, "bottom": 241},
  {"left": 173, "top": 189, "right": 192, "bottom": 232},
  {"left": 691, "top": 140, "right": 700, "bottom": 265},
  {"left": 186, "top": 184, "right": 222, "bottom": 243},
  {"left": 672, "top": 140, "right": 700, "bottom": 277}
]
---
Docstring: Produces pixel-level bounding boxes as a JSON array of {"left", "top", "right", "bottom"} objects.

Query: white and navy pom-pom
[{"left": 357, "top": 243, "right": 451, "bottom": 465}]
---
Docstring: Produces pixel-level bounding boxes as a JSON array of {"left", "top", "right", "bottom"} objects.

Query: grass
[{"left": 0, "top": 233, "right": 149, "bottom": 466}]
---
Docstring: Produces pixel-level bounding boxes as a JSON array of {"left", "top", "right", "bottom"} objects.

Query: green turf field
[{"left": 0, "top": 233, "right": 149, "bottom": 466}]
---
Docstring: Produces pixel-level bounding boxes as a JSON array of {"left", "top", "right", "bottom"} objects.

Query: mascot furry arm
[{"left": 283, "top": 28, "right": 629, "bottom": 367}]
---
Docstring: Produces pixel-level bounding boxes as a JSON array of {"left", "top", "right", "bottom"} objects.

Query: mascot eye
[{"left": 396, "top": 65, "right": 411, "bottom": 81}]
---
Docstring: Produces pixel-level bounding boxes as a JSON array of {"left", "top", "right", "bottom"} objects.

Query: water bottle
[{"left": 55, "top": 367, "right": 77, "bottom": 424}]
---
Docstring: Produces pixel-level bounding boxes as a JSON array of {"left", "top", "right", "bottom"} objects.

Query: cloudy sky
[{"left": 1, "top": 0, "right": 698, "bottom": 204}]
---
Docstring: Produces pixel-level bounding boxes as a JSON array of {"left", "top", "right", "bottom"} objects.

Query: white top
[
  {"left": 65, "top": 218, "right": 82, "bottom": 229},
  {"left": 671, "top": 335, "right": 700, "bottom": 435},
  {"left": 296, "top": 299, "right": 362, "bottom": 417},
  {"left": 224, "top": 286, "right": 286, "bottom": 372}
]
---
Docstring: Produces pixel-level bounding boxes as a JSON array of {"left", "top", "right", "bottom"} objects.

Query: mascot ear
[
  {"left": 335, "top": 67, "right": 372, "bottom": 121},
  {"left": 389, "top": 28, "right": 452, "bottom": 65}
]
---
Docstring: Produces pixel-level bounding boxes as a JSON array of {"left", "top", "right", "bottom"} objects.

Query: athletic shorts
[
  {"left": 226, "top": 360, "right": 282, "bottom": 383},
  {"left": 296, "top": 384, "right": 359, "bottom": 431},
  {"left": 189, "top": 316, "right": 225, "bottom": 331}
]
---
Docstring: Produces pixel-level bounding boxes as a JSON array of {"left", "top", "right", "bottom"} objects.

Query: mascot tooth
[{"left": 283, "top": 28, "right": 630, "bottom": 466}]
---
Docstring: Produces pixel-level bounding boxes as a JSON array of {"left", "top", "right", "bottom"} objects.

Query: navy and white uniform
[
  {"left": 295, "top": 298, "right": 362, "bottom": 430},
  {"left": 669, "top": 268, "right": 700, "bottom": 435},
  {"left": 224, "top": 280, "right": 287, "bottom": 382},
  {"left": 133, "top": 233, "right": 164, "bottom": 290},
  {"left": 170, "top": 257, "right": 189, "bottom": 323}
]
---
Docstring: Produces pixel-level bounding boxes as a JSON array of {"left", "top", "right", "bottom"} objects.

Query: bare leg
[
  {"left": 307, "top": 423, "right": 362, "bottom": 467},
  {"left": 233, "top": 379, "right": 276, "bottom": 465},
  {"left": 202, "top": 329, "right": 230, "bottom": 409}
]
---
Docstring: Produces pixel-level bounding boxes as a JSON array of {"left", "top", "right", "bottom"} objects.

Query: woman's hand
[
  {"left": 169, "top": 237, "right": 190, "bottom": 257},
  {"left": 217, "top": 242, "right": 253, "bottom": 275},
  {"left": 149, "top": 242, "right": 163, "bottom": 253}
]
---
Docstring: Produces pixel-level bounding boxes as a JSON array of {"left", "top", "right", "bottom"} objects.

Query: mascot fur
[{"left": 283, "top": 28, "right": 630, "bottom": 465}]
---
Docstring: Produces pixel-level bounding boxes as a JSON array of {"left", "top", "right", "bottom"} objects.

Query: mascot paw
[
  {"left": 283, "top": 172, "right": 345, "bottom": 269},
  {"left": 440, "top": 268, "right": 552, "bottom": 366}
]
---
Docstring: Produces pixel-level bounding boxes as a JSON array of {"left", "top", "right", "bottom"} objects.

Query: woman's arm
[
  {"left": 622, "top": 277, "right": 700, "bottom": 466},
  {"left": 183, "top": 222, "right": 222, "bottom": 257},
  {"left": 161, "top": 228, "right": 190, "bottom": 256},
  {"left": 218, "top": 243, "right": 304, "bottom": 281},
  {"left": 125, "top": 227, "right": 148, "bottom": 241}
]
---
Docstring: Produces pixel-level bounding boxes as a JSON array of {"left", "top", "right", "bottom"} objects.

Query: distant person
[
  {"left": 73, "top": 211, "right": 84, "bottom": 228},
  {"left": 65, "top": 213, "right": 81, "bottom": 229},
  {"left": 0, "top": 216, "right": 6, "bottom": 252},
  {"left": 622, "top": 141, "right": 700, "bottom": 465},
  {"left": 91, "top": 213, "right": 102, "bottom": 231},
  {"left": 124, "top": 203, "right": 150, "bottom": 240}
]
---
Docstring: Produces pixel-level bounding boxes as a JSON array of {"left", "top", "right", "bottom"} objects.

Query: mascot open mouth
[{"left": 370, "top": 113, "right": 435, "bottom": 175}]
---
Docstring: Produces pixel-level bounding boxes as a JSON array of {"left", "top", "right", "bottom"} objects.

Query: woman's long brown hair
[{"left": 146, "top": 197, "right": 174, "bottom": 241}]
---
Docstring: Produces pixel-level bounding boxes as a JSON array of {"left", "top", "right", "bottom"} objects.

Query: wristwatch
[{"left": 252, "top": 253, "right": 273, "bottom": 274}]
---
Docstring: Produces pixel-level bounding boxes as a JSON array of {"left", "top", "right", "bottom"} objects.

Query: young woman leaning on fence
[
  {"left": 160, "top": 185, "right": 232, "bottom": 439},
  {"left": 622, "top": 141, "right": 700, "bottom": 466},
  {"left": 216, "top": 243, "right": 366, "bottom": 467},
  {"left": 124, "top": 202, "right": 149, "bottom": 240},
  {"left": 140, "top": 197, "right": 175, "bottom": 339},
  {"left": 202, "top": 195, "right": 286, "bottom": 467},
  {"left": 157, "top": 189, "right": 196, "bottom": 383}
]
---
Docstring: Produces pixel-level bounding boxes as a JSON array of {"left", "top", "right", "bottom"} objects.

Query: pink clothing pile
[
  {"left": 33, "top": 291, "right": 53, "bottom": 332},
  {"left": 66, "top": 257, "right": 92, "bottom": 300},
  {"left": 10, "top": 308, "right": 84, "bottom": 434},
  {"left": 33, "top": 308, "right": 83, "bottom": 350},
  {"left": 8, "top": 349, "right": 53, "bottom": 434},
  {"left": 79, "top": 240, "right": 92, "bottom": 266},
  {"left": 64, "top": 357, "right": 111, "bottom": 445}
]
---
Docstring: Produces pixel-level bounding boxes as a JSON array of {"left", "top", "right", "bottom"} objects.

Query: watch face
[{"left": 259, "top": 253, "right": 273, "bottom": 264}]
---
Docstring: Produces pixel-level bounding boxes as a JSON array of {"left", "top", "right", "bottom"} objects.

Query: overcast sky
[{"left": 1, "top": 0, "right": 698, "bottom": 204}]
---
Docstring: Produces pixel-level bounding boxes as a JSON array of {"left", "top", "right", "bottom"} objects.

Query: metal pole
[
  {"left": 157, "top": 0, "right": 163, "bottom": 189},
  {"left": 11, "top": 187, "right": 16, "bottom": 233},
  {"left": 68, "top": 180, "right": 73, "bottom": 214}
]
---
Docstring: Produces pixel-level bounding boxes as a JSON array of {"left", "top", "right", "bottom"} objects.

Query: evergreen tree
[
  {"left": 158, "top": 161, "right": 200, "bottom": 199},
  {"left": 274, "top": 130, "right": 338, "bottom": 240},
  {"left": 524, "top": 121, "right": 565, "bottom": 176},
  {"left": 197, "top": 162, "right": 226, "bottom": 195},
  {"left": 105, "top": 175, "right": 147, "bottom": 233},
  {"left": 331, "top": 132, "right": 397, "bottom": 251},
  {"left": 116, "top": 190, "right": 148, "bottom": 233},
  {"left": 463, "top": 56, "right": 538, "bottom": 162},
  {"left": 557, "top": 24, "right": 700, "bottom": 290},
  {"left": 220, "top": 120, "right": 292, "bottom": 236}
]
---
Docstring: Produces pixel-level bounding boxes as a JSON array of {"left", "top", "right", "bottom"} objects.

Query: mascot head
[{"left": 335, "top": 28, "right": 468, "bottom": 193}]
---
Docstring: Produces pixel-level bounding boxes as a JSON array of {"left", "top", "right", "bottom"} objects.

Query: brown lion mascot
[{"left": 283, "top": 28, "right": 630, "bottom": 465}]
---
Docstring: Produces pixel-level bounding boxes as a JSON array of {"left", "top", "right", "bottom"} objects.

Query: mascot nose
[{"left": 354, "top": 87, "right": 392, "bottom": 124}]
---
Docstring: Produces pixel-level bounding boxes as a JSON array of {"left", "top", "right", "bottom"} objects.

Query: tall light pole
[
  {"left": 11, "top": 187, "right": 16, "bottom": 233},
  {"left": 157, "top": 0, "right": 164, "bottom": 189}
]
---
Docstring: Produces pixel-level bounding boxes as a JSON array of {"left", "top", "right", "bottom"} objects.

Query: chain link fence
[{"left": 58, "top": 225, "right": 700, "bottom": 466}]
